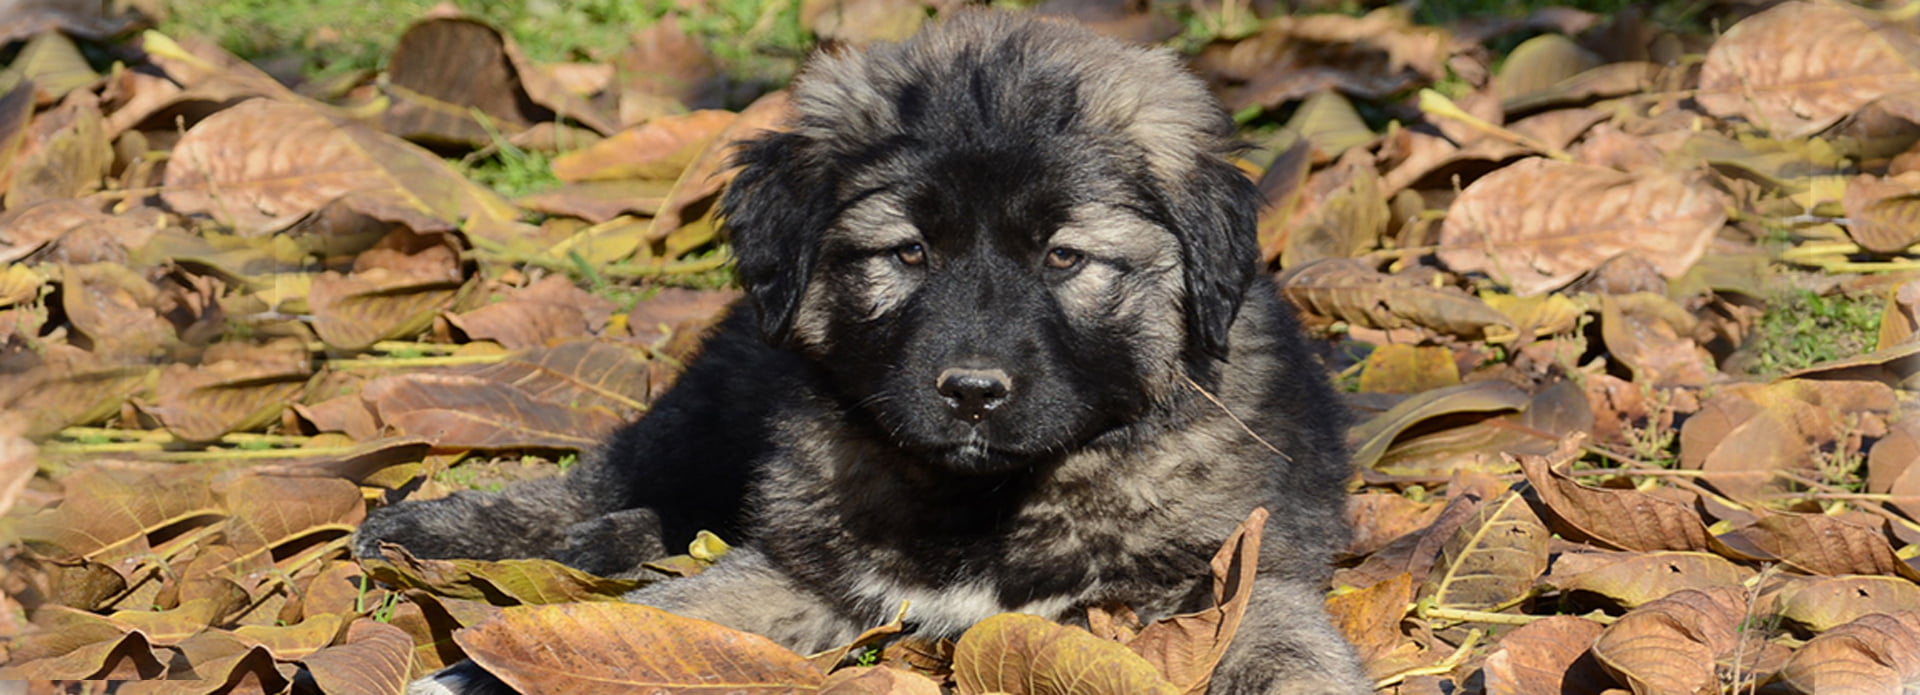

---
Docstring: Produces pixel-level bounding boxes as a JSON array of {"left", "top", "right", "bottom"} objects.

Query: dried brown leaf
[
  {"left": 299, "top": 619, "right": 413, "bottom": 695},
  {"left": 4, "top": 90, "right": 110, "bottom": 209},
  {"left": 1869, "top": 417, "right": 1920, "bottom": 519},
  {"left": 361, "top": 371, "right": 621, "bottom": 450},
  {"left": 0, "top": 79, "right": 31, "bottom": 192},
  {"left": 0, "top": 0, "right": 136, "bottom": 44},
  {"left": 953, "top": 613, "right": 1179, "bottom": 695},
  {"left": 1502, "top": 61, "right": 1660, "bottom": 115},
  {"left": 516, "top": 179, "right": 673, "bottom": 223},
  {"left": 809, "top": 611, "right": 907, "bottom": 672},
  {"left": 162, "top": 97, "right": 521, "bottom": 236},
  {"left": 18, "top": 464, "right": 222, "bottom": 561},
  {"left": 1777, "top": 611, "right": 1920, "bottom": 695},
  {"left": 382, "top": 17, "right": 615, "bottom": 144},
  {"left": 1551, "top": 551, "right": 1752, "bottom": 609},
  {"left": 820, "top": 665, "right": 945, "bottom": 694},
  {"left": 1481, "top": 616, "right": 1609, "bottom": 695},
  {"left": 454, "top": 340, "right": 651, "bottom": 417},
  {"left": 1677, "top": 380, "right": 1890, "bottom": 503},
  {"left": 649, "top": 90, "right": 791, "bottom": 243},
  {"left": 1519, "top": 435, "right": 1746, "bottom": 555},
  {"left": 1325, "top": 572, "right": 1412, "bottom": 669},
  {"left": 1348, "top": 381, "right": 1529, "bottom": 471},
  {"left": 1124, "top": 507, "right": 1266, "bottom": 694},
  {"left": 12, "top": 31, "right": 98, "bottom": 103},
  {"left": 803, "top": 0, "right": 929, "bottom": 45},
  {"left": 1418, "top": 489, "right": 1549, "bottom": 612},
  {"left": 446, "top": 276, "right": 618, "bottom": 349},
  {"left": 1281, "top": 154, "right": 1388, "bottom": 268},
  {"left": 457, "top": 602, "right": 824, "bottom": 694},
  {"left": 1696, "top": 2, "right": 1920, "bottom": 138},
  {"left": 233, "top": 613, "right": 351, "bottom": 660},
  {"left": 1254, "top": 138, "right": 1311, "bottom": 263},
  {"left": 1282, "top": 259, "right": 1514, "bottom": 339},
  {"left": 1281, "top": 91, "right": 1376, "bottom": 162},
  {"left": 1344, "top": 492, "right": 1442, "bottom": 558},
  {"left": 1358, "top": 344, "right": 1460, "bottom": 395},
  {"left": 139, "top": 31, "right": 299, "bottom": 105},
  {"left": 1194, "top": 8, "right": 1439, "bottom": 112},
  {"left": 1844, "top": 172, "right": 1920, "bottom": 253},
  {"left": 1591, "top": 586, "right": 1746, "bottom": 695},
  {"left": 616, "top": 16, "right": 726, "bottom": 124},
  {"left": 1597, "top": 292, "right": 1715, "bottom": 388},
  {"left": 144, "top": 629, "right": 284, "bottom": 688},
  {"left": 60, "top": 262, "right": 175, "bottom": 358},
  {"left": 382, "top": 19, "right": 529, "bottom": 144},
  {"left": 1437, "top": 158, "right": 1728, "bottom": 296},
  {"left": 1779, "top": 576, "right": 1920, "bottom": 633},
  {"left": 1738, "top": 512, "right": 1920, "bottom": 579},
  {"left": 291, "top": 394, "right": 382, "bottom": 441},
  {"left": 146, "top": 340, "right": 311, "bottom": 442},
  {"left": 0, "top": 411, "right": 30, "bottom": 519},
  {"left": 1490, "top": 34, "right": 1601, "bottom": 108},
  {"left": 551, "top": 110, "right": 736, "bottom": 182},
  {"left": 1334, "top": 483, "right": 1500, "bottom": 600},
  {"left": 1781, "top": 339, "right": 1920, "bottom": 389},
  {"left": 363, "top": 544, "right": 641, "bottom": 604},
  {"left": 222, "top": 475, "right": 365, "bottom": 560},
  {"left": 309, "top": 268, "right": 465, "bottom": 351},
  {"left": 0, "top": 345, "right": 154, "bottom": 438},
  {"left": 0, "top": 623, "right": 165, "bottom": 680}
]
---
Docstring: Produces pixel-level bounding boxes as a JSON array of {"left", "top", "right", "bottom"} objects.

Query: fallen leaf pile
[{"left": 4, "top": 0, "right": 1920, "bottom": 692}]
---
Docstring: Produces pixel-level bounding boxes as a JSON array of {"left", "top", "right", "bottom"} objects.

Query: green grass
[
  {"left": 1746, "top": 289, "right": 1881, "bottom": 377},
  {"left": 159, "top": 0, "right": 807, "bottom": 83},
  {"left": 461, "top": 144, "right": 559, "bottom": 200}
]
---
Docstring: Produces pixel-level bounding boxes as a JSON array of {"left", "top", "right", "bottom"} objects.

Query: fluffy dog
[{"left": 355, "top": 11, "right": 1367, "bottom": 694}]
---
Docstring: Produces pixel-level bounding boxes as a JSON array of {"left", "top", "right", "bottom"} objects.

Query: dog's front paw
[
  {"left": 352, "top": 495, "right": 513, "bottom": 563},
  {"left": 555, "top": 507, "right": 668, "bottom": 576}
]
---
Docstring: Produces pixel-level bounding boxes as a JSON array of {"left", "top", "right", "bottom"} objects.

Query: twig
[
  {"left": 1419, "top": 606, "right": 1616, "bottom": 627},
  {"left": 1372, "top": 628, "right": 1484, "bottom": 690},
  {"left": 1182, "top": 374, "right": 1290, "bottom": 461},
  {"left": 1579, "top": 444, "right": 1746, "bottom": 509},
  {"left": 326, "top": 353, "right": 513, "bottom": 369}
]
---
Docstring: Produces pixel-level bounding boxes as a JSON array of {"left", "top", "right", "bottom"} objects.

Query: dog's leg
[
  {"left": 353, "top": 476, "right": 597, "bottom": 564},
  {"left": 1211, "top": 578, "right": 1370, "bottom": 695},
  {"left": 625, "top": 546, "right": 865, "bottom": 653}
]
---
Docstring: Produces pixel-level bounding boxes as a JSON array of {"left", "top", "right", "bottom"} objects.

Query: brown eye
[
  {"left": 1044, "top": 247, "right": 1084, "bottom": 270},
  {"left": 896, "top": 243, "right": 926, "bottom": 266}
]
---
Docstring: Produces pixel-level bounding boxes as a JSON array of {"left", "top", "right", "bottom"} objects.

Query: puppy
[{"left": 355, "top": 11, "right": 1368, "bottom": 694}]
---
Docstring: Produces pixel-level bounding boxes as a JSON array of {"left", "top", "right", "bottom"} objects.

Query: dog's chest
[{"left": 800, "top": 448, "right": 1222, "bottom": 636}]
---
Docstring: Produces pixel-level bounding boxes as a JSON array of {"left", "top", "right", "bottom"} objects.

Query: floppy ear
[
  {"left": 1168, "top": 154, "right": 1261, "bottom": 361},
  {"left": 720, "top": 131, "right": 828, "bottom": 344}
]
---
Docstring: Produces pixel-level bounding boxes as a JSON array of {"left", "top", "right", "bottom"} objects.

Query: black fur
[{"left": 354, "top": 12, "right": 1366, "bottom": 695}]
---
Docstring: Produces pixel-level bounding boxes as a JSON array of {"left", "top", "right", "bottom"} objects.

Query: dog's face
[{"left": 722, "top": 13, "right": 1260, "bottom": 473}]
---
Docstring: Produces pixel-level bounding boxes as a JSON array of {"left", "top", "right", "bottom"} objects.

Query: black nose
[{"left": 937, "top": 368, "right": 1011, "bottom": 422}]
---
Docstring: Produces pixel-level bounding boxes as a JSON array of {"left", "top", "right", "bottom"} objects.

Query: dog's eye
[
  {"left": 1044, "top": 247, "right": 1084, "bottom": 270},
  {"left": 895, "top": 243, "right": 927, "bottom": 266}
]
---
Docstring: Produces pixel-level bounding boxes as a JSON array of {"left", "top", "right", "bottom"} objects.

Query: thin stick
[{"left": 1182, "top": 374, "right": 1290, "bottom": 462}]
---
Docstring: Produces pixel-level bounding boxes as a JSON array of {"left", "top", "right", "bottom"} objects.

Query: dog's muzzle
[{"left": 936, "top": 367, "right": 1011, "bottom": 423}]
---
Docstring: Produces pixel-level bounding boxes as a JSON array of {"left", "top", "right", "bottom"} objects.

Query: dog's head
[{"left": 722, "top": 12, "right": 1259, "bottom": 472}]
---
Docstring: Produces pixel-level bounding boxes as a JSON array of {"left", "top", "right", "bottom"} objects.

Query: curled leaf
[
  {"left": 953, "top": 613, "right": 1179, "bottom": 695},
  {"left": 456, "top": 602, "right": 824, "bottom": 694},
  {"left": 1436, "top": 158, "right": 1728, "bottom": 296},
  {"left": 1418, "top": 490, "right": 1549, "bottom": 613},
  {"left": 1591, "top": 587, "right": 1747, "bottom": 695}
]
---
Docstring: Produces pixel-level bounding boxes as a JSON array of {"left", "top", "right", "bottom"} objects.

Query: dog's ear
[
  {"left": 1168, "top": 154, "right": 1261, "bottom": 361},
  {"left": 721, "top": 131, "right": 827, "bottom": 344}
]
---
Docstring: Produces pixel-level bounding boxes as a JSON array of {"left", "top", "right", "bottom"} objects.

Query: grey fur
[{"left": 354, "top": 11, "right": 1367, "bottom": 694}]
